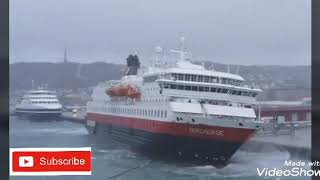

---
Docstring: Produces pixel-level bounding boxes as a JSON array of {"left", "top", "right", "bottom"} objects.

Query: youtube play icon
[{"left": 18, "top": 156, "right": 34, "bottom": 167}]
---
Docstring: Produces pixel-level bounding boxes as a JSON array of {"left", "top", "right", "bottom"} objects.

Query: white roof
[{"left": 170, "top": 102, "right": 256, "bottom": 118}]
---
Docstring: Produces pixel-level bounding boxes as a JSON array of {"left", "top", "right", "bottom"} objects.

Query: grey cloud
[{"left": 10, "top": 0, "right": 311, "bottom": 65}]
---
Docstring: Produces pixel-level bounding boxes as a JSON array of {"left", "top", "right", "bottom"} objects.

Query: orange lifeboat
[{"left": 106, "top": 84, "right": 141, "bottom": 99}]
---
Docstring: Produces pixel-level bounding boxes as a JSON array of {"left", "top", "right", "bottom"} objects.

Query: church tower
[{"left": 63, "top": 48, "right": 68, "bottom": 63}]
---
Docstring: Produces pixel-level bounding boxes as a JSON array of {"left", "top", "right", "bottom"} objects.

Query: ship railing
[
  {"left": 99, "top": 80, "right": 121, "bottom": 87},
  {"left": 256, "top": 120, "right": 311, "bottom": 135},
  {"left": 156, "top": 78, "right": 260, "bottom": 92},
  {"left": 156, "top": 76, "right": 253, "bottom": 88},
  {"left": 163, "top": 89, "right": 257, "bottom": 104}
]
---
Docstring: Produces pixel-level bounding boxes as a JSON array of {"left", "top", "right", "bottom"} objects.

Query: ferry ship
[
  {"left": 15, "top": 89, "right": 62, "bottom": 118},
  {"left": 86, "top": 37, "right": 262, "bottom": 165}
]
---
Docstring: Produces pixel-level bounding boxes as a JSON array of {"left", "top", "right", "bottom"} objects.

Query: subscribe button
[{"left": 10, "top": 147, "right": 91, "bottom": 176}]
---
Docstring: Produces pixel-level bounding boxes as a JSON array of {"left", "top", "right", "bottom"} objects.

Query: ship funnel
[{"left": 126, "top": 54, "right": 140, "bottom": 75}]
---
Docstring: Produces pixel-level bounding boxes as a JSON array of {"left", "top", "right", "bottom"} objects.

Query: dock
[{"left": 62, "top": 111, "right": 86, "bottom": 124}]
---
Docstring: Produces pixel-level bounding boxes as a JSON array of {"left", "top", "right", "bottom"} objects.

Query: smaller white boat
[{"left": 15, "top": 90, "right": 62, "bottom": 118}]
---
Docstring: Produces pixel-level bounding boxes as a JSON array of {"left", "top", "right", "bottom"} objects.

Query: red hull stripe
[{"left": 87, "top": 113, "right": 255, "bottom": 143}]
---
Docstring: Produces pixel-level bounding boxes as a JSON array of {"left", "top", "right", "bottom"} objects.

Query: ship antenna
[
  {"left": 170, "top": 34, "right": 189, "bottom": 62},
  {"left": 179, "top": 35, "right": 185, "bottom": 61},
  {"left": 235, "top": 66, "right": 240, "bottom": 74},
  {"left": 227, "top": 64, "right": 230, "bottom": 73},
  {"left": 210, "top": 64, "right": 214, "bottom": 71},
  {"left": 154, "top": 46, "right": 163, "bottom": 68}
]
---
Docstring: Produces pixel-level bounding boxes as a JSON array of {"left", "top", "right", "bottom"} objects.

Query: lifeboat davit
[{"left": 106, "top": 84, "right": 141, "bottom": 99}]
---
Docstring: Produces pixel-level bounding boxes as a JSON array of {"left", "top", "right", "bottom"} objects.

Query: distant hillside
[
  {"left": 10, "top": 62, "right": 124, "bottom": 91},
  {"left": 198, "top": 61, "right": 311, "bottom": 90},
  {"left": 10, "top": 61, "right": 311, "bottom": 92}
]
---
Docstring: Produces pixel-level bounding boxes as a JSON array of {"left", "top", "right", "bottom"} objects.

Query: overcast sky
[{"left": 10, "top": 0, "right": 311, "bottom": 65}]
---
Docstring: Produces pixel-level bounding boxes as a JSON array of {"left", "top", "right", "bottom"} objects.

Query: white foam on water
[
  {"left": 95, "top": 149, "right": 137, "bottom": 161},
  {"left": 11, "top": 127, "right": 89, "bottom": 135},
  {"left": 167, "top": 147, "right": 291, "bottom": 178},
  {"left": 96, "top": 149, "right": 110, "bottom": 153},
  {"left": 213, "top": 149, "right": 290, "bottom": 178}
]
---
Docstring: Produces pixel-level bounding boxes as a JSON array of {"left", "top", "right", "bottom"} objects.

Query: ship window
[
  {"left": 185, "top": 74, "right": 191, "bottom": 81},
  {"left": 232, "top": 90, "right": 237, "bottom": 95},
  {"left": 178, "top": 85, "right": 184, "bottom": 90},
  {"left": 178, "top": 74, "right": 184, "bottom": 80},
  {"left": 222, "top": 89, "right": 228, "bottom": 93},
  {"left": 164, "top": 84, "right": 169, "bottom": 89},
  {"left": 170, "top": 84, "right": 177, "bottom": 89},
  {"left": 253, "top": 92, "right": 258, "bottom": 97},
  {"left": 237, "top": 91, "right": 242, "bottom": 95},
  {"left": 199, "top": 86, "right": 204, "bottom": 92},
  {"left": 164, "top": 111, "right": 167, "bottom": 118},
  {"left": 210, "top": 87, "right": 217, "bottom": 92},
  {"left": 198, "top": 75, "right": 204, "bottom": 82},
  {"left": 185, "top": 86, "right": 191, "bottom": 91},
  {"left": 217, "top": 88, "right": 222, "bottom": 93},
  {"left": 157, "top": 110, "right": 160, "bottom": 118},
  {"left": 171, "top": 73, "right": 178, "bottom": 80},
  {"left": 204, "top": 76, "right": 210, "bottom": 83},
  {"left": 191, "top": 86, "right": 198, "bottom": 91},
  {"left": 210, "top": 76, "right": 214, "bottom": 83},
  {"left": 161, "top": 111, "right": 163, "bottom": 118},
  {"left": 204, "top": 87, "right": 210, "bottom": 92},
  {"left": 191, "top": 75, "right": 197, "bottom": 82},
  {"left": 221, "top": 78, "right": 226, "bottom": 84}
]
